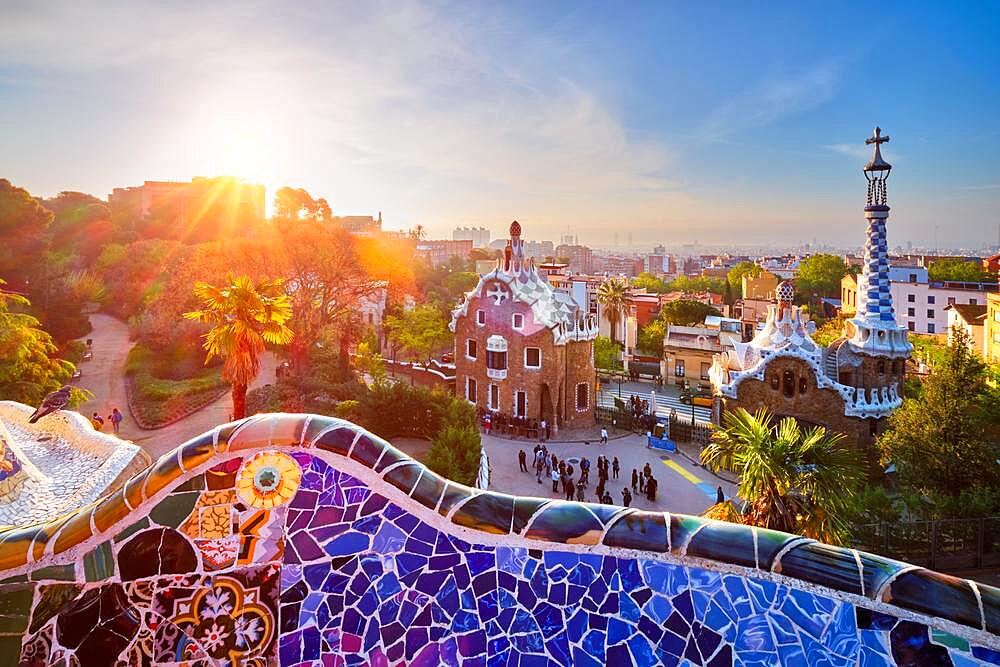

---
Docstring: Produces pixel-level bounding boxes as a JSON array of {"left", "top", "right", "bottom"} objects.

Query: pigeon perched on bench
[{"left": 28, "top": 386, "right": 72, "bottom": 423}]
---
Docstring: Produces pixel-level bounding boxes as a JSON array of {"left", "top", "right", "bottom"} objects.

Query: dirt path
[{"left": 74, "top": 313, "right": 277, "bottom": 460}]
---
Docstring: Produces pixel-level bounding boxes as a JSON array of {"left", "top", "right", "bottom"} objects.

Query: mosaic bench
[{"left": 0, "top": 412, "right": 996, "bottom": 666}]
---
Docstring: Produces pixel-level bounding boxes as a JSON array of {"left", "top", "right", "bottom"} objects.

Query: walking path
[
  {"left": 73, "top": 314, "right": 277, "bottom": 460},
  {"left": 482, "top": 431, "right": 737, "bottom": 516}
]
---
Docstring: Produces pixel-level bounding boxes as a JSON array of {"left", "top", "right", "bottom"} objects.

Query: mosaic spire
[{"left": 847, "top": 127, "right": 912, "bottom": 358}]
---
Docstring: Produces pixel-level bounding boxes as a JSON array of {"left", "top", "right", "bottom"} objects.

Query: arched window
[
  {"left": 877, "top": 360, "right": 885, "bottom": 375},
  {"left": 798, "top": 376, "right": 808, "bottom": 394},
  {"left": 782, "top": 370, "right": 795, "bottom": 398},
  {"left": 770, "top": 374, "right": 780, "bottom": 390}
]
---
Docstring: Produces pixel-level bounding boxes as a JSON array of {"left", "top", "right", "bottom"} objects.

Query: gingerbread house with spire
[
  {"left": 709, "top": 128, "right": 912, "bottom": 453},
  {"left": 450, "top": 221, "right": 600, "bottom": 431}
]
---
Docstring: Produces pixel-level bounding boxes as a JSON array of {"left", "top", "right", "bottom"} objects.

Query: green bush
[
  {"left": 125, "top": 342, "right": 227, "bottom": 426},
  {"left": 425, "top": 424, "right": 481, "bottom": 486}
]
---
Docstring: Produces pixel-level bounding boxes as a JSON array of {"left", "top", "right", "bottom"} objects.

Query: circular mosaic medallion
[{"left": 236, "top": 451, "right": 302, "bottom": 509}]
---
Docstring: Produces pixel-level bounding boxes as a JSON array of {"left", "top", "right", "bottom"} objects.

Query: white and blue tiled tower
[{"left": 846, "top": 127, "right": 912, "bottom": 359}]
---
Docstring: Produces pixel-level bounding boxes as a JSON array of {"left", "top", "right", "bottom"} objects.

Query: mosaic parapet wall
[{"left": 0, "top": 413, "right": 996, "bottom": 666}]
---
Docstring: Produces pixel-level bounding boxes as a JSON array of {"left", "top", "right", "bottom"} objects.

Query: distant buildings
[
  {"left": 663, "top": 324, "right": 740, "bottom": 390},
  {"left": 331, "top": 214, "right": 382, "bottom": 236},
  {"left": 489, "top": 238, "right": 554, "bottom": 260},
  {"left": 554, "top": 244, "right": 593, "bottom": 274},
  {"left": 945, "top": 304, "right": 986, "bottom": 353},
  {"left": 453, "top": 226, "right": 491, "bottom": 248},
  {"left": 987, "top": 293, "right": 1000, "bottom": 363},
  {"left": 741, "top": 271, "right": 780, "bottom": 300},
  {"left": 109, "top": 177, "right": 265, "bottom": 241},
  {"left": 450, "top": 222, "right": 598, "bottom": 430},
  {"left": 841, "top": 265, "right": 997, "bottom": 335},
  {"left": 415, "top": 240, "right": 473, "bottom": 267}
]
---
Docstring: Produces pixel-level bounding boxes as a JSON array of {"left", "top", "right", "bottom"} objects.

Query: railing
[{"left": 852, "top": 517, "right": 1000, "bottom": 573}]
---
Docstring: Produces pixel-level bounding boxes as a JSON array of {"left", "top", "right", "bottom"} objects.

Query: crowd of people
[
  {"left": 518, "top": 445, "right": 659, "bottom": 507},
  {"left": 478, "top": 407, "right": 551, "bottom": 440}
]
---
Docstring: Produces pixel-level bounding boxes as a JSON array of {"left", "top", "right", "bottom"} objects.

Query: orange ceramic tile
[
  {"left": 178, "top": 433, "right": 216, "bottom": 472},
  {"left": 51, "top": 504, "right": 96, "bottom": 555},
  {"left": 124, "top": 470, "right": 147, "bottom": 510},
  {"left": 92, "top": 487, "right": 131, "bottom": 534},
  {"left": 0, "top": 526, "right": 40, "bottom": 569},
  {"left": 226, "top": 415, "right": 277, "bottom": 452},
  {"left": 142, "top": 450, "right": 184, "bottom": 499}
]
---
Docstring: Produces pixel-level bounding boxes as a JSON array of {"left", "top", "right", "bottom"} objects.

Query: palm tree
[
  {"left": 596, "top": 277, "right": 629, "bottom": 343},
  {"left": 700, "top": 408, "right": 864, "bottom": 545},
  {"left": 184, "top": 275, "right": 294, "bottom": 420}
]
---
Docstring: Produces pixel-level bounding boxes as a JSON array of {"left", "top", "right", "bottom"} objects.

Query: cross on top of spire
[{"left": 864, "top": 126, "right": 892, "bottom": 173}]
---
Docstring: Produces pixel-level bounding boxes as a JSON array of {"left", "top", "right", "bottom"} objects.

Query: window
[
  {"left": 947, "top": 297, "right": 956, "bottom": 305},
  {"left": 674, "top": 359, "right": 685, "bottom": 377},
  {"left": 489, "top": 384, "right": 500, "bottom": 410},
  {"left": 466, "top": 339, "right": 477, "bottom": 359},
  {"left": 995, "top": 310, "right": 1000, "bottom": 322},
  {"left": 524, "top": 347, "right": 541, "bottom": 368},
  {"left": 877, "top": 360, "right": 885, "bottom": 375},
  {"left": 907, "top": 308, "right": 915, "bottom": 317},
  {"left": 907, "top": 294, "right": 915, "bottom": 303},
  {"left": 798, "top": 376, "right": 808, "bottom": 394},
  {"left": 575, "top": 382, "right": 589, "bottom": 410},
  {"left": 928, "top": 295, "right": 935, "bottom": 304},
  {"left": 487, "top": 350, "right": 507, "bottom": 371},
  {"left": 970, "top": 298, "right": 978, "bottom": 305},
  {"left": 782, "top": 370, "right": 795, "bottom": 398},
  {"left": 869, "top": 419, "right": 878, "bottom": 436},
  {"left": 926, "top": 309, "right": 934, "bottom": 319},
  {"left": 700, "top": 362, "right": 710, "bottom": 380},
  {"left": 512, "top": 313, "right": 524, "bottom": 330},
  {"left": 515, "top": 390, "right": 527, "bottom": 418},
  {"left": 927, "top": 323, "right": 935, "bottom": 334},
  {"left": 908, "top": 321, "right": 915, "bottom": 331},
  {"left": 770, "top": 374, "right": 780, "bottom": 390},
  {"left": 476, "top": 310, "right": 485, "bottom": 325},
  {"left": 891, "top": 360, "right": 899, "bottom": 375},
  {"left": 466, "top": 377, "right": 477, "bottom": 402},
  {"left": 909, "top": 273, "right": 917, "bottom": 283}
]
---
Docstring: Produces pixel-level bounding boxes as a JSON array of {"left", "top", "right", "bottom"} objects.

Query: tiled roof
[{"left": 945, "top": 303, "right": 987, "bottom": 324}]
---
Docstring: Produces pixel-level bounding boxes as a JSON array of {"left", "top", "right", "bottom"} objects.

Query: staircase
[{"left": 824, "top": 338, "right": 846, "bottom": 380}]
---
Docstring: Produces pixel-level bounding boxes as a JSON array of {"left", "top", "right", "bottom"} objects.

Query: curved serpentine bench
[{"left": 0, "top": 412, "right": 996, "bottom": 665}]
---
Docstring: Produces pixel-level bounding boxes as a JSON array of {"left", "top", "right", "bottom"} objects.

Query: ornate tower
[{"left": 845, "top": 127, "right": 912, "bottom": 359}]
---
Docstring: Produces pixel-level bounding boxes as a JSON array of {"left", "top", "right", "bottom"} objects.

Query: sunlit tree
[
  {"left": 701, "top": 408, "right": 864, "bottom": 545},
  {"left": 596, "top": 277, "right": 629, "bottom": 343},
  {"left": 184, "top": 275, "right": 294, "bottom": 419}
]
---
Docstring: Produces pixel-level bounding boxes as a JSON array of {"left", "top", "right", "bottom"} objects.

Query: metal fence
[
  {"left": 595, "top": 407, "right": 713, "bottom": 446},
  {"left": 852, "top": 517, "right": 1000, "bottom": 572}
]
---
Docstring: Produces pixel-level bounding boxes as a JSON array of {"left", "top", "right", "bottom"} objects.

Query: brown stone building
[
  {"left": 710, "top": 128, "right": 912, "bottom": 454},
  {"left": 451, "top": 222, "right": 599, "bottom": 431}
]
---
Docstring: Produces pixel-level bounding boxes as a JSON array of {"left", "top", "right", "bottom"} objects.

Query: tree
[
  {"left": 273, "top": 186, "right": 331, "bottom": 222},
  {"left": 594, "top": 335, "right": 623, "bottom": 370},
  {"left": 701, "top": 408, "right": 865, "bottom": 545},
  {"left": 636, "top": 320, "right": 667, "bottom": 355},
  {"left": 928, "top": 258, "right": 991, "bottom": 283},
  {"left": 354, "top": 340, "right": 387, "bottom": 387},
  {"left": 633, "top": 272, "right": 668, "bottom": 293},
  {"left": 0, "top": 279, "right": 76, "bottom": 404},
  {"left": 409, "top": 224, "right": 428, "bottom": 241},
  {"left": 667, "top": 275, "right": 725, "bottom": 295},
  {"left": 796, "top": 254, "right": 847, "bottom": 301},
  {"left": 384, "top": 305, "right": 452, "bottom": 366},
  {"left": 877, "top": 328, "right": 1000, "bottom": 496},
  {"left": 597, "top": 277, "right": 629, "bottom": 343},
  {"left": 183, "top": 275, "right": 294, "bottom": 419},
  {"left": 0, "top": 179, "right": 52, "bottom": 284},
  {"left": 726, "top": 261, "right": 762, "bottom": 292},
  {"left": 43, "top": 191, "right": 114, "bottom": 264},
  {"left": 811, "top": 317, "right": 846, "bottom": 347},
  {"left": 658, "top": 299, "right": 721, "bottom": 326}
]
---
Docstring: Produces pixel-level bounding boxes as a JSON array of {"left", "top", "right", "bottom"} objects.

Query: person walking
[
  {"left": 90, "top": 412, "right": 104, "bottom": 431},
  {"left": 612, "top": 457, "right": 620, "bottom": 480},
  {"left": 716, "top": 486, "right": 725, "bottom": 504},
  {"left": 109, "top": 407, "right": 123, "bottom": 434},
  {"left": 621, "top": 487, "right": 632, "bottom": 507},
  {"left": 535, "top": 459, "right": 544, "bottom": 485},
  {"left": 518, "top": 449, "right": 528, "bottom": 473},
  {"left": 643, "top": 462, "right": 652, "bottom": 479},
  {"left": 647, "top": 476, "right": 658, "bottom": 502},
  {"left": 551, "top": 467, "right": 560, "bottom": 494},
  {"left": 631, "top": 469, "right": 639, "bottom": 493},
  {"left": 539, "top": 418, "right": 547, "bottom": 442},
  {"left": 580, "top": 458, "right": 590, "bottom": 485},
  {"left": 564, "top": 476, "right": 575, "bottom": 501},
  {"left": 600, "top": 427, "right": 608, "bottom": 445},
  {"left": 638, "top": 473, "right": 646, "bottom": 495}
]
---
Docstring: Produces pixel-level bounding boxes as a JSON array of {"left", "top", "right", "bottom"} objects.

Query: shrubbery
[{"left": 125, "top": 343, "right": 228, "bottom": 427}]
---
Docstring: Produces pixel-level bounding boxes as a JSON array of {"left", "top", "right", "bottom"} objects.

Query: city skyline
[{"left": 2, "top": 2, "right": 999, "bottom": 246}]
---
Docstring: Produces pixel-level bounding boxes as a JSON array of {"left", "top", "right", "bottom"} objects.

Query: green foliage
[
  {"left": 658, "top": 299, "right": 721, "bottom": 326},
  {"left": 795, "top": 254, "right": 848, "bottom": 299},
  {"left": 811, "top": 317, "right": 845, "bottom": 348},
  {"left": 632, "top": 272, "right": 668, "bottom": 293},
  {"left": 596, "top": 277, "right": 630, "bottom": 343},
  {"left": 354, "top": 340, "right": 387, "bottom": 386},
  {"left": 385, "top": 304, "right": 452, "bottom": 364},
  {"left": 928, "top": 258, "right": 991, "bottom": 283},
  {"left": 594, "top": 336, "right": 623, "bottom": 370},
  {"left": 909, "top": 333, "right": 948, "bottom": 366},
  {"left": 273, "top": 186, "right": 331, "bottom": 222},
  {"left": 425, "top": 423, "right": 481, "bottom": 486},
  {"left": 667, "top": 275, "right": 725, "bottom": 294},
  {"left": 0, "top": 179, "right": 52, "bottom": 282},
  {"left": 877, "top": 329, "right": 1000, "bottom": 497},
  {"left": 726, "top": 261, "right": 762, "bottom": 289},
  {"left": 701, "top": 407, "right": 865, "bottom": 545},
  {"left": 0, "top": 279, "right": 75, "bottom": 404},
  {"left": 636, "top": 320, "right": 667, "bottom": 355},
  {"left": 125, "top": 343, "right": 228, "bottom": 426}
]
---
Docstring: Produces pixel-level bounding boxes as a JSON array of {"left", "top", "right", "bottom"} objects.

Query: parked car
[{"left": 680, "top": 386, "right": 713, "bottom": 407}]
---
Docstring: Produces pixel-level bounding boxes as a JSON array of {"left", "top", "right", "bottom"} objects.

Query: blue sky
[{"left": 1, "top": 1, "right": 998, "bottom": 247}]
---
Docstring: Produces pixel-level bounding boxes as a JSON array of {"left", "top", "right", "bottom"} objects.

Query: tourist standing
[
  {"left": 621, "top": 487, "right": 632, "bottom": 507},
  {"left": 631, "top": 469, "right": 639, "bottom": 493},
  {"left": 535, "top": 458, "right": 544, "bottom": 485},
  {"left": 551, "top": 467, "right": 560, "bottom": 494},
  {"left": 580, "top": 458, "right": 590, "bottom": 485},
  {"left": 612, "top": 457, "right": 620, "bottom": 479},
  {"left": 108, "top": 407, "right": 123, "bottom": 434},
  {"left": 90, "top": 412, "right": 104, "bottom": 431},
  {"left": 646, "top": 476, "right": 658, "bottom": 502},
  {"left": 600, "top": 427, "right": 608, "bottom": 444},
  {"left": 575, "top": 479, "right": 586, "bottom": 501},
  {"left": 539, "top": 418, "right": 547, "bottom": 442},
  {"left": 518, "top": 449, "right": 527, "bottom": 472}
]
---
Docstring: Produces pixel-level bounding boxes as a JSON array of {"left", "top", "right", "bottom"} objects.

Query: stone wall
[{"left": 0, "top": 412, "right": 996, "bottom": 665}]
